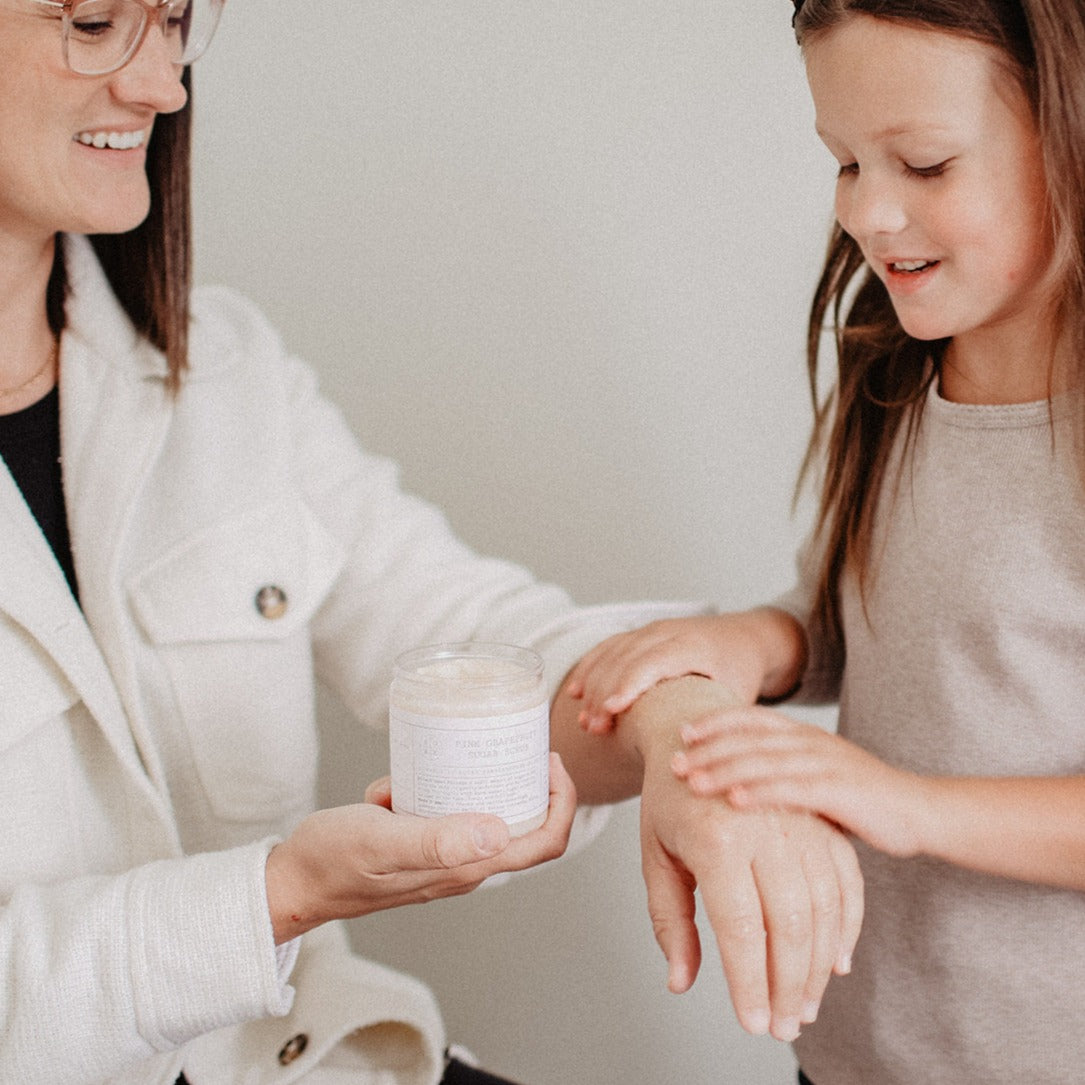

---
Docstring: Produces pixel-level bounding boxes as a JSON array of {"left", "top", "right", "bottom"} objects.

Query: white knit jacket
[{"left": 0, "top": 235, "right": 679, "bottom": 1084}]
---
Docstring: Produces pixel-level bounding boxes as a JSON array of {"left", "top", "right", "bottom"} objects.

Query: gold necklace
[{"left": 0, "top": 339, "right": 59, "bottom": 403}]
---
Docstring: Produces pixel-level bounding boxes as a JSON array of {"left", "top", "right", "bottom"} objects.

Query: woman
[{"left": 0, "top": 2, "right": 862, "bottom": 1082}]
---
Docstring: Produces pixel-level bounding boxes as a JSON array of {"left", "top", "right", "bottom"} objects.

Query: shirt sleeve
[{"left": 770, "top": 529, "right": 844, "bottom": 705}]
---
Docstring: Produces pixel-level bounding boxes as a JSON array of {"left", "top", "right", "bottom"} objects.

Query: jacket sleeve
[
  {"left": 0, "top": 835, "right": 292, "bottom": 1085},
  {"left": 274, "top": 339, "right": 705, "bottom": 732},
  {"left": 274, "top": 324, "right": 707, "bottom": 864}
]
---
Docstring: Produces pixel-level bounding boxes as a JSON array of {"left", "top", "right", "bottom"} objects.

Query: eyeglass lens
[{"left": 65, "top": 0, "right": 222, "bottom": 76}]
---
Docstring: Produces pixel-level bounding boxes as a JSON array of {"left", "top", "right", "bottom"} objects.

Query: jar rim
[{"left": 393, "top": 641, "right": 543, "bottom": 688}]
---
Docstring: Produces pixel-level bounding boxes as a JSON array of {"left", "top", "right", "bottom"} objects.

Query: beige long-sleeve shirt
[{"left": 780, "top": 382, "right": 1085, "bottom": 1085}]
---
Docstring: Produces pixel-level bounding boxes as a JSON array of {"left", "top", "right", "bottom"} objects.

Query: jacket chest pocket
[{"left": 128, "top": 498, "right": 345, "bottom": 823}]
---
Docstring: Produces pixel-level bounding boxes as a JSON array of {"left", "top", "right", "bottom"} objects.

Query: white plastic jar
[{"left": 389, "top": 642, "right": 550, "bottom": 836}]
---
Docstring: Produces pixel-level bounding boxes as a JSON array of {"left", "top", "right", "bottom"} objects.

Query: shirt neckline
[{"left": 927, "top": 379, "right": 1084, "bottom": 430}]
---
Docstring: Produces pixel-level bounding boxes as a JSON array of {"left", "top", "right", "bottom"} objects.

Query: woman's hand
[
  {"left": 565, "top": 610, "right": 806, "bottom": 734},
  {"left": 674, "top": 708, "right": 926, "bottom": 859},
  {"left": 265, "top": 752, "right": 577, "bottom": 944}
]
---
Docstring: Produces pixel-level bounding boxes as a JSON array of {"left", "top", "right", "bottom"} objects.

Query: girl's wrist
[
  {"left": 879, "top": 771, "right": 942, "bottom": 860},
  {"left": 624, "top": 675, "right": 743, "bottom": 763}
]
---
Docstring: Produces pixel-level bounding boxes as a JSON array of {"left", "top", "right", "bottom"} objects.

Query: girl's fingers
[
  {"left": 726, "top": 778, "right": 815, "bottom": 811},
  {"left": 829, "top": 828, "right": 864, "bottom": 975},
  {"left": 578, "top": 707, "right": 618, "bottom": 734},
  {"left": 681, "top": 709, "right": 794, "bottom": 746},
  {"left": 569, "top": 624, "right": 726, "bottom": 728},
  {"left": 797, "top": 828, "right": 845, "bottom": 1024},
  {"left": 683, "top": 745, "right": 815, "bottom": 796}
]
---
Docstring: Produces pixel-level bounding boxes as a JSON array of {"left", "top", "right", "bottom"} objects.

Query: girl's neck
[{"left": 940, "top": 317, "right": 1070, "bottom": 406}]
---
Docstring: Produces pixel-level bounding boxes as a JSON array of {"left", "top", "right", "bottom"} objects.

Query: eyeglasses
[{"left": 29, "top": 0, "right": 225, "bottom": 77}]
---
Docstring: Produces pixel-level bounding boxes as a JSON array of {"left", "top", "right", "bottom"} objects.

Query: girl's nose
[
  {"left": 108, "top": 22, "right": 189, "bottom": 115},
  {"left": 837, "top": 173, "right": 908, "bottom": 240}
]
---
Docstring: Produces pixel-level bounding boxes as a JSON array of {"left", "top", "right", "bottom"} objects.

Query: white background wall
[{"left": 193, "top": 4, "right": 837, "bottom": 1082}]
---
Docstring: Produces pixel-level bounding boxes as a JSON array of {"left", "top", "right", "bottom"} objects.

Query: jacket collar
[
  {"left": 62, "top": 233, "right": 171, "bottom": 383},
  {"left": 0, "top": 236, "right": 176, "bottom": 813},
  {"left": 62, "top": 233, "right": 242, "bottom": 384}
]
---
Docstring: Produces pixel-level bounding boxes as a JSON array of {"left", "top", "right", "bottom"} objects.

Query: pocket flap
[{"left": 128, "top": 499, "right": 346, "bottom": 645}]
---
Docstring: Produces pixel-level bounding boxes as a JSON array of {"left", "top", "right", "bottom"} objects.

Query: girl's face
[
  {"left": 805, "top": 16, "right": 1055, "bottom": 379},
  {"left": 0, "top": 3, "right": 187, "bottom": 250}
]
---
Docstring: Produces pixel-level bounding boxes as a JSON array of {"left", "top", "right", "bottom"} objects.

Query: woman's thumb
[{"left": 419, "top": 813, "right": 511, "bottom": 868}]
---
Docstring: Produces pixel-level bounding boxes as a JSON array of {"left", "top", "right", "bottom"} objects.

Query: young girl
[
  {"left": 570, "top": 1, "right": 1085, "bottom": 1082},
  {"left": 0, "top": 1, "right": 861, "bottom": 1080}
]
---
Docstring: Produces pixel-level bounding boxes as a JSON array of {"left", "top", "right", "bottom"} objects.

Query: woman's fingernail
[
  {"left": 837, "top": 953, "right": 852, "bottom": 975},
  {"left": 473, "top": 824, "right": 506, "bottom": 855},
  {"left": 802, "top": 1001, "right": 820, "bottom": 1024}
]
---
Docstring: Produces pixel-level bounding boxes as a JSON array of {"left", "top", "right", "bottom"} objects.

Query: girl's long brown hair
[
  {"left": 48, "top": 69, "right": 194, "bottom": 394},
  {"left": 792, "top": 0, "right": 1085, "bottom": 652}
]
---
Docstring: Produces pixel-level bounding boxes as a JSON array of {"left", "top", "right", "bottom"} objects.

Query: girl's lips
[{"left": 883, "top": 259, "right": 941, "bottom": 295}]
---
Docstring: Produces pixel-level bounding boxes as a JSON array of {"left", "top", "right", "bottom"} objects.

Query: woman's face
[{"left": 0, "top": 2, "right": 187, "bottom": 248}]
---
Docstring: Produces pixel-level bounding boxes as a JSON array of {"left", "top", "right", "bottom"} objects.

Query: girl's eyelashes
[
  {"left": 905, "top": 160, "right": 950, "bottom": 179},
  {"left": 834, "top": 159, "right": 951, "bottom": 180}
]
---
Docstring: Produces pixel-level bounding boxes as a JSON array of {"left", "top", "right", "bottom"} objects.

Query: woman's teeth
[
  {"left": 892, "top": 260, "right": 933, "bottom": 272},
  {"left": 76, "top": 130, "right": 146, "bottom": 150}
]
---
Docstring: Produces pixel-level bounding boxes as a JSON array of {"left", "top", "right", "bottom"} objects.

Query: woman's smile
[{"left": 74, "top": 128, "right": 148, "bottom": 150}]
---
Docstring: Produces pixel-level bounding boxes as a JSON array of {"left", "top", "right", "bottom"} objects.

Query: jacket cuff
[{"left": 128, "top": 839, "right": 293, "bottom": 1051}]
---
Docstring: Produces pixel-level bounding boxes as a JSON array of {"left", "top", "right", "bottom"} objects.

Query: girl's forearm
[
  {"left": 548, "top": 676, "right": 646, "bottom": 804},
  {"left": 914, "top": 775, "right": 1085, "bottom": 891}
]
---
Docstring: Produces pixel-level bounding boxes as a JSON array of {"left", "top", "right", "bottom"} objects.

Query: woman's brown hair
[
  {"left": 48, "top": 68, "right": 194, "bottom": 394},
  {"left": 792, "top": 0, "right": 1085, "bottom": 652}
]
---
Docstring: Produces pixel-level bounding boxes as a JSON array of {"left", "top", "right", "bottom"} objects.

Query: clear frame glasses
[{"left": 30, "top": 0, "right": 225, "bottom": 77}]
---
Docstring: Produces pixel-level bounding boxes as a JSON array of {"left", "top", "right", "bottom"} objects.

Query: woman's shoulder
[
  {"left": 185, "top": 284, "right": 322, "bottom": 396},
  {"left": 64, "top": 236, "right": 301, "bottom": 386},
  {"left": 189, "top": 283, "right": 286, "bottom": 361}
]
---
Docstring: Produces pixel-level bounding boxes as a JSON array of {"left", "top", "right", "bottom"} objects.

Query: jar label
[{"left": 389, "top": 702, "right": 550, "bottom": 826}]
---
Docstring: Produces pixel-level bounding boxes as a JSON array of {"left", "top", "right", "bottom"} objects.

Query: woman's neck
[{"left": 0, "top": 236, "right": 59, "bottom": 416}]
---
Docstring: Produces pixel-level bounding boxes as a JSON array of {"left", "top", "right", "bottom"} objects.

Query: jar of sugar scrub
[{"left": 389, "top": 642, "right": 550, "bottom": 836}]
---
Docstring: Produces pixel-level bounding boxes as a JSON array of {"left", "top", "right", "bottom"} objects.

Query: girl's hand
[
  {"left": 565, "top": 610, "right": 803, "bottom": 735},
  {"left": 673, "top": 708, "right": 927, "bottom": 859},
  {"left": 626, "top": 678, "right": 863, "bottom": 1041}
]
